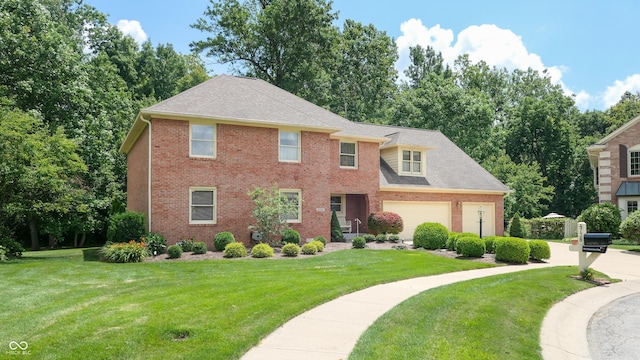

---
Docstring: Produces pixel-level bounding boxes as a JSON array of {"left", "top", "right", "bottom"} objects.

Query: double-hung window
[
  {"left": 340, "top": 142, "right": 357, "bottom": 168},
  {"left": 279, "top": 131, "right": 300, "bottom": 162},
  {"left": 190, "top": 187, "right": 216, "bottom": 224},
  {"left": 402, "top": 150, "right": 422, "bottom": 175},
  {"left": 190, "top": 124, "right": 215, "bottom": 157},
  {"left": 281, "top": 190, "right": 301, "bottom": 223},
  {"left": 631, "top": 150, "right": 640, "bottom": 176},
  {"left": 628, "top": 200, "right": 638, "bottom": 216}
]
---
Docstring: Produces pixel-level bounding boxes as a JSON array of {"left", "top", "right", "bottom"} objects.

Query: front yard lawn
[{"left": 0, "top": 248, "right": 491, "bottom": 359}]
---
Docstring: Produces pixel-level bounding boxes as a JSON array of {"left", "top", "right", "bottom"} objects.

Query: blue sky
[{"left": 87, "top": 0, "right": 640, "bottom": 111}]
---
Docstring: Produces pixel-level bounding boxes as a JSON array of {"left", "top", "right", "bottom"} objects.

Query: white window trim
[
  {"left": 399, "top": 149, "right": 425, "bottom": 176},
  {"left": 629, "top": 144, "right": 640, "bottom": 177},
  {"left": 330, "top": 194, "right": 346, "bottom": 217},
  {"left": 339, "top": 141, "right": 358, "bottom": 169},
  {"left": 280, "top": 189, "right": 302, "bottom": 223},
  {"left": 189, "top": 122, "right": 216, "bottom": 158},
  {"left": 279, "top": 130, "right": 301, "bottom": 163},
  {"left": 189, "top": 187, "right": 217, "bottom": 224}
]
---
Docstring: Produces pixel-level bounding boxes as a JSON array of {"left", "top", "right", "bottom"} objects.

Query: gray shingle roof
[{"left": 125, "top": 75, "right": 507, "bottom": 193}]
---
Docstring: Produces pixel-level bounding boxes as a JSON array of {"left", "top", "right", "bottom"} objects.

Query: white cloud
[
  {"left": 116, "top": 19, "right": 148, "bottom": 44},
  {"left": 573, "top": 91, "right": 592, "bottom": 110},
  {"left": 602, "top": 74, "right": 640, "bottom": 108}
]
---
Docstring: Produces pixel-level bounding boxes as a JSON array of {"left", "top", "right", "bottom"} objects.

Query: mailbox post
[{"left": 568, "top": 222, "right": 612, "bottom": 272}]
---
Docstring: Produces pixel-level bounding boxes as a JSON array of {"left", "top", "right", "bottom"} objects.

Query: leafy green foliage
[
  {"left": 455, "top": 237, "right": 486, "bottom": 258},
  {"left": 301, "top": 243, "right": 317, "bottom": 255},
  {"left": 281, "top": 229, "right": 301, "bottom": 245},
  {"left": 388, "top": 234, "right": 400, "bottom": 243},
  {"left": 223, "top": 242, "right": 247, "bottom": 258},
  {"left": 495, "top": 237, "right": 530, "bottom": 264},
  {"left": 99, "top": 241, "right": 147, "bottom": 263},
  {"left": 413, "top": 222, "right": 448, "bottom": 250},
  {"left": 251, "top": 243, "right": 274, "bottom": 258},
  {"left": 509, "top": 213, "right": 525, "bottom": 238},
  {"left": 177, "top": 238, "right": 195, "bottom": 252},
  {"left": 309, "top": 240, "right": 324, "bottom": 252},
  {"left": 313, "top": 236, "right": 327, "bottom": 245},
  {"left": 446, "top": 232, "right": 459, "bottom": 251},
  {"left": 167, "top": 245, "right": 183, "bottom": 259},
  {"left": 281, "top": 243, "right": 300, "bottom": 257},
  {"left": 352, "top": 237, "right": 366, "bottom": 249},
  {"left": 106, "top": 211, "right": 146, "bottom": 244},
  {"left": 0, "top": 233, "right": 24, "bottom": 258},
  {"left": 142, "top": 233, "right": 166, "bottom": 255},
  {"left": 192, "top": 241, "right": 208, "bottom": 255},
  {"left": 214, "top": 231, "right": 235, "bottom": 251},
  {"left": 363, "top": 234, "right": 375, "bottom": 243},
  {"left": 528, "top": 218, "right": 565, "bottom": 239},
  {"left": 375, "top": 234, "right": 387, "bottom": 242},
  {"left": 248, "top": 185, "right": 299, "bottom": 245},
  {"left": 483, "top": 236, "right": 499, "bottom": 254},
  {"left": 368, "top": 212, "right": 404, "bottom": 235},
  {"left": 620, "top": 210, "right": 640, "bottom": 243},
  {"left": 331, "top": 210, "right": 344, "bottom": 242},
  {"left": 581, "top": 267, "right": 595, "bottom": 281},
  {"left": 578, "top": 203, "right": 621, "bottom": 235},
  {"left": 528, "top": 240, "right": 551, "bottom": 261},
  {"left": 0, "top": 245, "right": 7, "bottom": 262}
]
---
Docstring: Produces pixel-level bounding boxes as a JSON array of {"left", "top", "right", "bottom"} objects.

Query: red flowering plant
[{"left": 367, "top": 212, "right": 404, "bottom": 235}]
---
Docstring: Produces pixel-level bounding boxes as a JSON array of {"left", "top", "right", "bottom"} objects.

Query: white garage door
[
  {"left": 382, "top": 201, "right": 451, "bottom": 240},
  {"left": 461, "top": 203, "right": 495, "bottom": 236}
]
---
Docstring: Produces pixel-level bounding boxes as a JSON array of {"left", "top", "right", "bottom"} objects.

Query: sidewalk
[{"left": 241, "top": 242, "right": 640, "bottom": 360}]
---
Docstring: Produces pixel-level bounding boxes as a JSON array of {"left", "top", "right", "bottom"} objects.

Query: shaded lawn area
[
  {"left": 349, "top": 266, "right": 596, "bottom": 360},
  {"left": 0, "top": 248, "right": 492, "bottom": 359}
]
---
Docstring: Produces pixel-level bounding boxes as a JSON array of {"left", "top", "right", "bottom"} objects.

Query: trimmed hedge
[
  {"left": 281, "top": 243, "right": 300, "bottom": 257},
  {"left": 363, "top": 234, "right": 375, "bottom": 243},
  {"left": 446, "top": 232, "right": 459, "bottom": 251},
  {"left": 620, "top": 210, "right": 640, "bottom": 243},
  {"left": 495, "top": 237, "right": 530, "bottom": 264},
  {"left": 106, "top": 211, "right": 146, "bottom": 244},
  {"left": 578, "top": 202, "right": 621, "bottom": 235},
  {"left": 413, "top": 222, "right": 448, "bottom": 249},
  {"left": 388, "top": 234, "right": 400, "bottom": 243},
  {"left": 483, "top": 236, "right": 499, "bottom": 254},
  {"left": 223, "top": 242, "right": 247, "bottom": 258},
  {"left": 301, "top": 243, "right": 317, "bottom": 255},
  {"left": 192, "top": 241, "right": 207, "bottom": 254},
  {"left": 313, "top": 236, "right": 327, "bottom": 245},
  {"left": 352, "top": 237, "right": 366, "bottom": 249},
  {"left": 367, "top": 211, "right": 404, "bottom": 235},
  {"left": 281, "top": 229, "right": 301, "bottom": 245},
  {"left": 456, "top": 236, "right": 485, "bottom": 257},
  {"left": 310, "top": 240, "right": 324, "bottom": 252},
  {"left": 528, "top": 240, "right": 551, "bottom": 261},
  {"left": 214, "top": 232, "right": 235, "bottom": 251},
  {"left": 375, "top": 234, "right": 387, "bottom": 242},
  {"left": 251, "top": 243, "right": 274, "bottom": 258},
  {"left": 167, "top": 245, "right": 183, "bottom": 259}
]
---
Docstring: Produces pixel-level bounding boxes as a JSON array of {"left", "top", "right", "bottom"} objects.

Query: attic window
[{"left": 401, "top": 150, "right": 422, "bottom": 175}]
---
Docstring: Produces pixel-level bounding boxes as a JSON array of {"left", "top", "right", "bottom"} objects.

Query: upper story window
[
  {"left": 279, "top": 130, "right": 300, "bottom": 162},
  {"left": 190, "top": 187, "right": 216, "bottom": 224},
  {"left": 190, "top": 124, "right": 215, "bottom": 158},
  {"left": 631, "top": 149, "right": 640, "bottom": 176},
  {"left": 280, "top": 189, "right": 301, "bottom": 223},
  {"left": 340, "top": 142, "right": 357, "bottom": 168},
  {"left": 402, "top": 150, "right": 422, "bottom": 175}
]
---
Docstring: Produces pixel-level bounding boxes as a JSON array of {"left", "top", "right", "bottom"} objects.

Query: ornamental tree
[{"left": 367, "top": 212, "right": 404, "bottom": 235}]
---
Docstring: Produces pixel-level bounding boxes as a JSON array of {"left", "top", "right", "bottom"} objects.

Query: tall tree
[
  {"left": 605, "top": 91, "right": 640, "bottom": 133},
  {"left": 404, "top": 45, "right": 451, "bottom": 88},
  {"left": 191, "top": 0, "right": 337, "bottom": 96}
]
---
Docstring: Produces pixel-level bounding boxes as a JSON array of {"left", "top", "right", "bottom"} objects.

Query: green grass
[
  {"left": 0, "top": 248, "right": 492, "bottom": 359},
  {"left": 349, "top": 266, "right": 597, "bottom": 360}
]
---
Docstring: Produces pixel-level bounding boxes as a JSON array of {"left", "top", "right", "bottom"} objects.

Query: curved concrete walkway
[{"left": 241, "top": 242, "right": 640, "bottom": 360}]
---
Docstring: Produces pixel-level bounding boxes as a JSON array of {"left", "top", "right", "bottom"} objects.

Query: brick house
[
  {"left": 588, "top": 114, "right": 640, "bottom": 219},
  {"left": 120, "top": 75, "right": 509, "bottom": 246}
]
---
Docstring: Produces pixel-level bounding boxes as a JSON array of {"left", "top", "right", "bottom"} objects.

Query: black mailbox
[
  {"left": 582, "top": 233, "right": 612, "bottom": 253},
  {"left": 583, "top": 233, "right": 612, "bottom": 246}
]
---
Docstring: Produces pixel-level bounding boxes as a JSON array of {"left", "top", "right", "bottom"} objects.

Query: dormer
[{"left": 380, "top": 132, "right": 434, "bottom": 177}]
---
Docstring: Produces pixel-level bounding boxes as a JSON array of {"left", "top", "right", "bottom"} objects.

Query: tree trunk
[
  {"left": 74, "top": 233, "right": 78, "bottom": 248},
  {"left": 48, "top": 234, "right": 57, "bottom": 249},
  {"left": 79, "top": 233, "right": 86, "bottom": 247},
  {"left": 29, "top": 216, "right": 39, "bottom": 251}
]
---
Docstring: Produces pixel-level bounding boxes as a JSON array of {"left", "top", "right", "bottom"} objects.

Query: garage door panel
[{"left": 382, "top": 201, "right": 451, "bottom": 240}]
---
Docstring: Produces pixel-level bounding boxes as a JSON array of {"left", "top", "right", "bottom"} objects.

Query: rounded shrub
[
  {"left": 301, "top": 243, "right": 317, "bottom": 255},
  {"left": 509, "top": 213, "right": 525, "bottom": 238},
  {"left": 446, "top": 232, "right": 459, "bottom": 251},
  {"left": 214, "top": 232, "right": 235, "bottom": 251},
  {"left": 281, "top": 229, "right": 301, "bottom": 245},
  {"left": 413, "top": 222, "right": 448, "bottom": 249},
  {"left": 106, "top": 211, "right": 146, "bottom": 244},
  {"left": 251, "top": 243, "right": 274, "bottom": 258},
  {"left": 495, "top": 237, "right": 530, "bottom": 264},
  {"left": 192, "top": 241, "right": 207, "bottom": 255},
  {"left": 363, "top": 234, "right": 375, "bottom": 243},
  {"left": 528, "top": 240, "right": 551, "bottom": 261},
  {"left": 456, "top": 236, "right": 486, "bottom": 257},
  {"left": 282, "top": 243, "right": 300, "bottom": 257},
  {"left": 483, "top": 236, "right": 499, "bottom": 254},
  {"left": 388, "top": 234, "right": 400, "bottom": 243},
  {"left": 167, "top": 245, "right": 183, "bottom": 259},
  {"left": 178, "top": 238, "right": 195, "bottom": 252},
  {"left": 223, "top": 242, "right": 247, "bottom": 258},
  {"left": 313, "top": 236, "right": 327, "bottom": 245},
  {"left": 578, "top": 203, "right": 621, "bottom": 235},
  {"left": 375, "top": 234, "right": 387, "bottom": 242},
  {"left": 352, "top": 237, "right": 366, "bottom": 249},
  {"left": 620, "top": 210, "right": 640, "bottom": 243},
  {"left": 367, "top": 211, "right": 404, "bottom": 235},
  {"left": 310, "top": 240, "right": 324, "bottom": 252}
]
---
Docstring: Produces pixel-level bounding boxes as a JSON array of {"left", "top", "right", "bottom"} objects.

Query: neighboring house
[
  {"left": 120, "top": 75, "right": 509, "bottom": 246},
  {"left": 588, "top": 114, "right": 640, "bottom": 219}
]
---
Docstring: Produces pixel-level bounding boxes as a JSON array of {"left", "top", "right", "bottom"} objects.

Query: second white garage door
[{"left": 382, "top": 201, "right": 451, "bottom": 240}]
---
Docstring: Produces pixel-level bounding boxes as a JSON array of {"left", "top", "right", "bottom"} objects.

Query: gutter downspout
[{"left": 140, "top": 115, "right": 152, "bottom": 231}]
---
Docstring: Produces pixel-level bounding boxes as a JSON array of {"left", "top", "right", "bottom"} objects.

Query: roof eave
[{"left": 379, "top": 186, "right": 510, "bottom": 195}]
